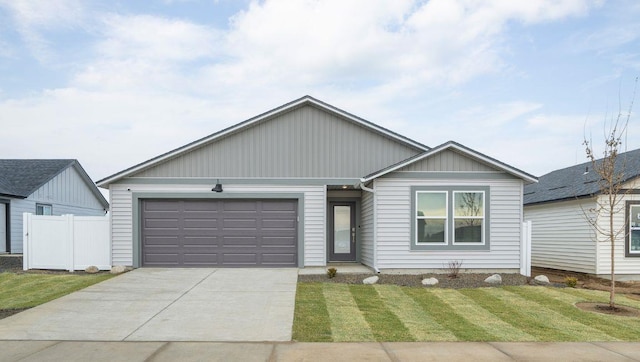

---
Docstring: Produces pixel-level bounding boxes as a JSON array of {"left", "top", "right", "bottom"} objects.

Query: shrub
[
  {"left": 327, "top": 268, "right": 337, "bottom": 279},
  {"left": 443, "top": 260, "right": 463, "bottom": 279},
  {"left": 564, "top": 276, "right": 578, "bottom": 288}
]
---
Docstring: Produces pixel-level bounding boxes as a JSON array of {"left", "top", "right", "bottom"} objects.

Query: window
[
  {"left": 626, "top": 201, "right": 640, "bottom": 257},
  {"left": 411, "top": 186, "right": 490, "bottom": 251},
  {"left": 36, "top": 204, "right": 52, "bottom": 215},
  {"left": 453, "top": 191, "right": 484, "bottom": 243},
  {"left": 416, "top": 192, "right": 447, "bottom": 243}
]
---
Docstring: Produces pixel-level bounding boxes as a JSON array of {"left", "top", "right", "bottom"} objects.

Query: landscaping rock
[
  {"left": 484, "top": 274, "right": 502, "bottom": 284},
  {"left": 362, "top": 276, "right": 379, "bottom": 285},
  {"left": 534, "top": 275, "right": 550, "bottom": 285},
  {"left": 110, "top": 265, "right": 127, "bottom": 274},
  {"left": 84, "top": 266, "right": 99, "bottom": 274},
  {"left": 422, "top": 277, "right": 439, "bottom": 286}
]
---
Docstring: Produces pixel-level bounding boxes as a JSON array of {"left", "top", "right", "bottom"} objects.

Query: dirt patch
[
  {"left": 576, "top": 302, "right": 640, "bottom": 318},
  {"left": 0, "top": 308, "right": 30, "bottom": 320},
  {"left": 298, "top": 273, "right": 528, "bottom": 288}
]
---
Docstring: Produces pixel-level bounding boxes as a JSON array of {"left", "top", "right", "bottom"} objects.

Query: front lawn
[
  {"left": 293, "top": 283, "right": 640, "bottom": 342},
  {"left": 0, "top": 272, "right": 114, "bottom": 312}
]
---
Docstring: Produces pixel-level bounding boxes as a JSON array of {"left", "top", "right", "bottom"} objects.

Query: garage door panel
[
  {"left": 182, "top": 253, "right": 219, "bottom": 265},
  {"left": 144, "top": 253, "right": 180, "bottom": 265},
  {"left": 261, "top": 237, "right": 296, "bottom": 246},
  {"left": 223, "top": 219, "right": 257, "bottom": 229},
  {"left": 145, "top": 236, "right": 180, "bottom": 245},
  {"left": 222, "top": 236, "right": 257, "bottom": 245},
  {"left": 183, "top": 236, "right": 218, "bottom": 246},
  {"left": 261, "top": 200, "right": 296, "bottom": 211},
  {"left": 141, "top": 199, "right": 297, "bottom": 267},
  {"left": 144, "top": 201, "right": 180, "bottom": 212},
  {"left": 183, "top": 201, "right": 220, "bottom": 212},
  {"left": 261, "top": 253, "right": 296, "bottom": 264},
  {"left": 262, "top": 219, "right": 296, "bottom": 229},
  {"left": 223, "top": 253, "right": 258, "bottom": 264},
  {"left": 223, "top": 201, "right": 259, "bottom": 211}
]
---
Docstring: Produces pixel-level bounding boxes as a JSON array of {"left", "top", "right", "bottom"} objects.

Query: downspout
[{"left": 359, "top": 181, "right": 380, "bottom": 273}]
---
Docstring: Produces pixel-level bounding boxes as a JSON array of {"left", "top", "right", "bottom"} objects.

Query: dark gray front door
[
  {"left": 141, "top": 199, "right": 297, "bottom": 267},
  {"left": 329, "top": 201, "right": 356, "bottom": 262}
]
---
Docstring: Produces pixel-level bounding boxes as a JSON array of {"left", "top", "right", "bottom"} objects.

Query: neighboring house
[
  {"left": 97, "top": 96, "right": 537, "bottom": 271},
  {"left": 0, "top": 159, "right": 109, "bottom": 254},
  {"left": 524, "top": 148, "right": 640, "bottom": 279}
]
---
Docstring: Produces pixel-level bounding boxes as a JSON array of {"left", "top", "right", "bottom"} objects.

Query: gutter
[{"left": 358, "top": 181, "right": 380, "bottom": 274}]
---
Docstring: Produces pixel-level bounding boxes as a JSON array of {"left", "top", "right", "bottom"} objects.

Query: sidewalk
[{"left": 3, "top": 341, "right": 640, "bottom": 361}]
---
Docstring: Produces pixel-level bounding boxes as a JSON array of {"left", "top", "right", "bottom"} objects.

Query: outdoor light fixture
[{"left": 212, "top": 179, "right": 223, "bottom": 192}]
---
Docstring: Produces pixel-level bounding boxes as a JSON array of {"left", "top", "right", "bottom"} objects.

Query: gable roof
[
  {"left": 0, "top": 159, "right": 109, "bottom": 208},
  {"left": 97, "top": 95, "right": 429, "bottom": 187},
  {"left": 524, "top": 148, "right": 640, "bottom": 205},
  {"left": 361, "top": 140, "right": 538, "bottom": 183}
]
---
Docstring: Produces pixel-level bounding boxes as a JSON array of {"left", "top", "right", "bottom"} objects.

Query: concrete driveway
[{"left": 0, "top": 268, "right": 298, "bottom": 342}]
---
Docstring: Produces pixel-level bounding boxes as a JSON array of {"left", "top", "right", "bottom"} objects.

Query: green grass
[
  {"left": 293, "top": 283, "right": 640, "bottom": 342},
  {"left": 0, "top": 272, "right": 114, "bottom": 309}
]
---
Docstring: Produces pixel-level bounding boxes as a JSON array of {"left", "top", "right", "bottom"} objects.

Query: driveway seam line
[
  {"left": 123, "top": 269, "right": 219, "bottom": 341},
  {"left": 591, "top": 342, "right": 640, "bottom": 361}
]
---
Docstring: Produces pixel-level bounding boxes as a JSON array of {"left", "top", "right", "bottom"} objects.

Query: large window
[
  {"left": 36, "top": 204, "right": 52, "bottom": 215},
  {"left": 411, "top": 186, "right": 490, "bottom": 251},
  {"left": 626, "top": 201, "right": 640, "bottom": 257}
]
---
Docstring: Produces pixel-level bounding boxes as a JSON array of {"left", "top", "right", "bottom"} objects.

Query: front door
[{"left": 329, "top": 202, "right": 356, "bottom": 261}]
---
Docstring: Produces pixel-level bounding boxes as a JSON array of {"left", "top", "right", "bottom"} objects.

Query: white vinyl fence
[
  {"left": 23, "top": 213, "right": 111, "bottom": 271},
  {"left": 520, "top": 220, "right": 532, "bottom": 277}
]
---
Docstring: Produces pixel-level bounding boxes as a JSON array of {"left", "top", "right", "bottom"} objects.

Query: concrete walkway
[
  {"left": 2, "top": 341, "right": 640, "bottom": 361},
  {"left": 0, "top": 268, "right": 298, "bottom": 342}
]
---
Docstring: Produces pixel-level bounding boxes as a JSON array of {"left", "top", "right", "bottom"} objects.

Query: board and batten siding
[
  {"left": 109, "top": 183, "right": 326, "bottom": 267},
  {"left": 10, "top": 166, "right": 106, "bottom": 253},
  {"left": 524, "top": 199, "right": 597, "bottom": 274},
  {"left": 396, "top": 149, "right": 497, "bottom": 172},
  {"left": 132, "top": 105, "right": 421, "bottom": 179},
  {"left": 373, "top": 177, "right": 524, "bottom": 269},
  {"left": 595, "top": 193, "right": 640, "bottom": 276},
  {"left": 360, "top": 189, "right": 374, "bottom": 267}
]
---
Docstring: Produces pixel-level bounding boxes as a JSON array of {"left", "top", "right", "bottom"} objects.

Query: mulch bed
[
  {"left": 576, "top": 302, "right": 640, "bottom": 318},
  {"left": 298, "top": 273, "right": 529, "bottom": 288}
]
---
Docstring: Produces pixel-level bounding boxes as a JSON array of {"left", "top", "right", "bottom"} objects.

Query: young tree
[{"left": 582, "top": 79, "right": 636, "bottom": 309}]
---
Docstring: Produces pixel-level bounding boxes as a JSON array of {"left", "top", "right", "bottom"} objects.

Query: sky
[{"left": 0, "top": 0, "right": 639, "bottom": 187}]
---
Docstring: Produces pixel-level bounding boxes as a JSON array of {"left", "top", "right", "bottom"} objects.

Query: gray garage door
[{"left": 141, "top": 199, "right": 298, "bottom": 267}]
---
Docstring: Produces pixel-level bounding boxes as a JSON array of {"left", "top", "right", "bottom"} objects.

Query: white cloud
[{"left": 0, "top": 0, "right": 86, "bottom": 62}]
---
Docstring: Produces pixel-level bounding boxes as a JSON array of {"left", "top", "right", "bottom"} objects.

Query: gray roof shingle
[
  {"left": 0, "top": 159, "right": 76, "bottom": 198},
  {"left": 524, "top": 148, "right": 640, "bottom": 205}
]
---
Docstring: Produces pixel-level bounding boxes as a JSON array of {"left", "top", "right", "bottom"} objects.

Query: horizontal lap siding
[
  {"left": 375, "top": 178, "right": 523, "bottom": 269},
  {"left": 524, "top": 200, "right": 597, "bottom": 274},
  {"left": 111, "top": 187, "right": 133, "bottom": 266},
  {"left": 361, "top": 190, "right": 374, "bottom": 267},
  {"left": 109, "top": 183, "right": 324, "bottom": 267},
  {"left": 595, "top": 193, "right": 640, "bottom": 275}
]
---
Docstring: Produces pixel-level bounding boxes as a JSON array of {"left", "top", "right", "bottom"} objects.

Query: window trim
[
  {"left": 410, "top": 186, "right": 490, "bottom": 251},
  {"left": 625, "top": 200, "right": 640, "bottom": 257},
  {"left": 36, "top": 203, "right": 53, "bottom": 216},
  {"left": 415, "top": 191, "right": 448, "bottom": 244}
]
